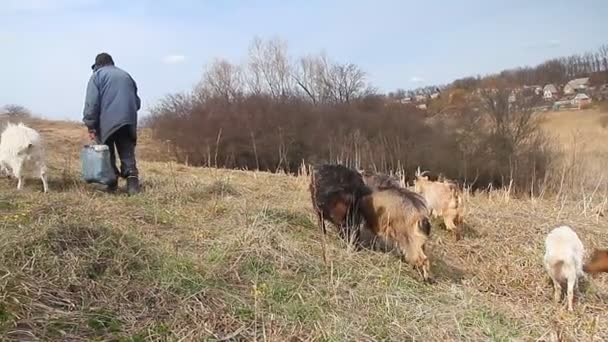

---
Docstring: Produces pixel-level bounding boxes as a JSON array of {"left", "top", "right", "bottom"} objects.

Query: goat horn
[{"left": 416, "top": 167, "right": 429, "bottom": 177}]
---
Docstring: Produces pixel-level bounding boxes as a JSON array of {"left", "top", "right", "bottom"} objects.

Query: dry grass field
[
  {"left": 539, "top": 108, "right": 608, "bottom": 195},
  {"left": 0, "top": 110, "right": 608, "bottom": 341}
]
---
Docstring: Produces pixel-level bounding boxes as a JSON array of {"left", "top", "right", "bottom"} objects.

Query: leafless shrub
[
  {"left": 147, "top": 38, "right": 556, "bottom": 195},
  {"left": 2, "top": 104, "right": 32, "bottom": 118},
  {"left": 452, "top": 88, "right": 557, "bottom": 194}
]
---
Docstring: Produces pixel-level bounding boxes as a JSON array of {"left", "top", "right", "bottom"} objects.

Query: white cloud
[
  {"left": 163, "top": 55, "right": 187, "bottom": 64},
  {"left": 410, "top": 76, "right": 425, "bottom": 83}
]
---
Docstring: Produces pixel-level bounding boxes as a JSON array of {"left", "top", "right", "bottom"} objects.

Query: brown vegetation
[{"left": 147, "top": 38, "right": 556, "bottom": 195}]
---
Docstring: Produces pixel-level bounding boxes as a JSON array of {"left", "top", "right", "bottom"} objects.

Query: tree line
[{"left": 146, "top": 37, "right": 562, "bottom": 194}]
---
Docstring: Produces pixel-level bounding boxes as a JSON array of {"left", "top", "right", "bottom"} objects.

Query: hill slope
[{"left": 1, "top": 114, "right": 608, "bottom": 340}]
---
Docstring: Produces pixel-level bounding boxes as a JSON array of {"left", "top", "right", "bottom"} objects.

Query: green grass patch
[
  {"left": 461, "top": 306, "right": 521, "bottom": 341},
  {"left": 0, "top": 198, "right": 17, "bottom": 211},
  {"left": 0, "top": 303, "right": 11, "bottom": 324},
  {"left": 242, "top": 254, "right": 277, "bottom": 278},
  {"left": 87, "top": 309, "right": 123, "bottom": 334},
  {"left": 185, "top": 180, "right": 240, "bottom": 202},
  {"left": 262, "top": 208, "right": 316, "bottom": 230}
]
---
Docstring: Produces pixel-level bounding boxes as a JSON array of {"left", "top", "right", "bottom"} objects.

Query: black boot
[
  {"left": 107, "top": 179, "right": 118, "bottom": 193},
  {"left": 126, "top": 176, "right": 140, "bottom": 195}
]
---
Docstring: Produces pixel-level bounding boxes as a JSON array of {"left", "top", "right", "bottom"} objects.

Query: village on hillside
[{"left": 392, "top": 75, "right": 608, "bottom": 112}]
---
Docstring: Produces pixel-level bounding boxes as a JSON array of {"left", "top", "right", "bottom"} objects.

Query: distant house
[
  {"left": 416, "top": 103, "right": 427, "bottom": 110},
  {"left": 553, "top": 93, "right": 592, "bottom": 110},
  {"left": 430, "top": 92, "right": 440, "bottom": 100},
  {"left": 414, "top": 94, "right": 427, "bottom": 103},
  {"left": 572, "top": 93, "right": 592, "bottom": 108},
  {"left": 563, "top": 77, "right": 590, "bottom": 95},
  {"left": 400, "top": 97, "right": 412, "bottom": 104},
  {"left": 543, "top": 84, "right": 558, "bottom": 99}
]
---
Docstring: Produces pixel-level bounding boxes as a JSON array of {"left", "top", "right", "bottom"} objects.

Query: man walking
[{"left": 83, "top": 52, "right": 141, "bottom": 195}]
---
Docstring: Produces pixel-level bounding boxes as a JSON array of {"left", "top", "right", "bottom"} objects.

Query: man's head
[{"left": 91, "top": 53, "right": 115, "bottom": 70}]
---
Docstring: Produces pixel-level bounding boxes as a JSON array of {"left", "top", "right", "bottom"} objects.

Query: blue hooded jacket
[{"left": 82, "top": 65, "right": 141, "bottom": 144}]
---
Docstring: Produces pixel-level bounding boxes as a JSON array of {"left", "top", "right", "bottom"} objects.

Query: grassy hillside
[{"left": 1, "top": 113, "right": 608, "bottom": 341}]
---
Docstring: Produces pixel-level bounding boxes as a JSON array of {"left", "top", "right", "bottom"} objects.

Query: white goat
[
  {"left": 0, "top": 122, "right": 48, "bottom": 192},
  {"left": 543, "top": 225, "right": 584, "bottom": 311}
]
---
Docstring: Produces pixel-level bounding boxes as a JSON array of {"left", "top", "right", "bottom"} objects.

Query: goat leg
[
  {"left": 317, "top": 212, "right": 326, "bottom": 235},
  {"left": 317, "top": 212, "right": 328, "bottom": 264},
  {"left": 40, "top": 165, "right": 48, "bottom": 193},
  {"left": 567, "top": 278, "right": 575, "bottom": 311},
  {"left": 552, "top": 278, "right": 562, "bottom": 304}
]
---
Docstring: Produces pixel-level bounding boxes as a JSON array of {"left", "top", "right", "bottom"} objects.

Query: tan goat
[
  {"left": 413, "top": 167, "right": 464, "bottom": 239},
  {"left": 359, "top": 187, "right": 434, "bottom": 283}
]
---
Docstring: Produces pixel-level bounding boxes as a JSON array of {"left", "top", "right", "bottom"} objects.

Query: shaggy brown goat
[
  {"left": 583, "top": 248, "right": 608, "bottom": 274},
  {"left": 309, "top": 164, "right": 372, "bottom": 245},
  {"left": 359, "top": 187, "right": 434, "bottom": 283}
]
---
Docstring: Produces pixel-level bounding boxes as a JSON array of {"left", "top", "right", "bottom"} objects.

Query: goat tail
[
  {"left": 418, "top": 217, "right": 432, "bottom": 237},
  {"left": 552, "top": 260, "right": 565, "bottom": 282}
]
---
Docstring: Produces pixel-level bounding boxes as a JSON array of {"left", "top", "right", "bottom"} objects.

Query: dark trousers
[{"left": 105, "top": 125, "right": 138, "bottom": 179}]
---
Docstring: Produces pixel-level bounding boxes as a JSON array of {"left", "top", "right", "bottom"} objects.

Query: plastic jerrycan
[{"left": 80, "top": 142, "right": 117, "bottom": 185}]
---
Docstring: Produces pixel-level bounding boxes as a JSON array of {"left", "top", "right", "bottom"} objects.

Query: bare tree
[
  {"left": 319, "top": 61, "right": 367, "bottom": 104},
  {"left": 199, "top": 59, "right": 244, "bottom": 102},
  {"left": 2, "top": 104, "right": 31, "bottom": 118},
  {"left": 333, "top": 63, "right": 365, "bottom": 103},
  {"left": 292, "top": 55, "right": 326, "bottom": 104},
  {"left": 479, "top": 88, "right": 542, "bottom": 157},
  {"left": 246, "top": 37, "right": 295, "bottom": 99}
]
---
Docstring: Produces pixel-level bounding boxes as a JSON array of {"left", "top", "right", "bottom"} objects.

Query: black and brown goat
[{"left": 309, "top": 164, "right": 372, "bottom": 245}]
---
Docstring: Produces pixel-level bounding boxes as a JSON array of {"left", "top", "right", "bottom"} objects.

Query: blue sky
[{"left": 0, "top": 0, "right": 606, "bottom": 120}]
